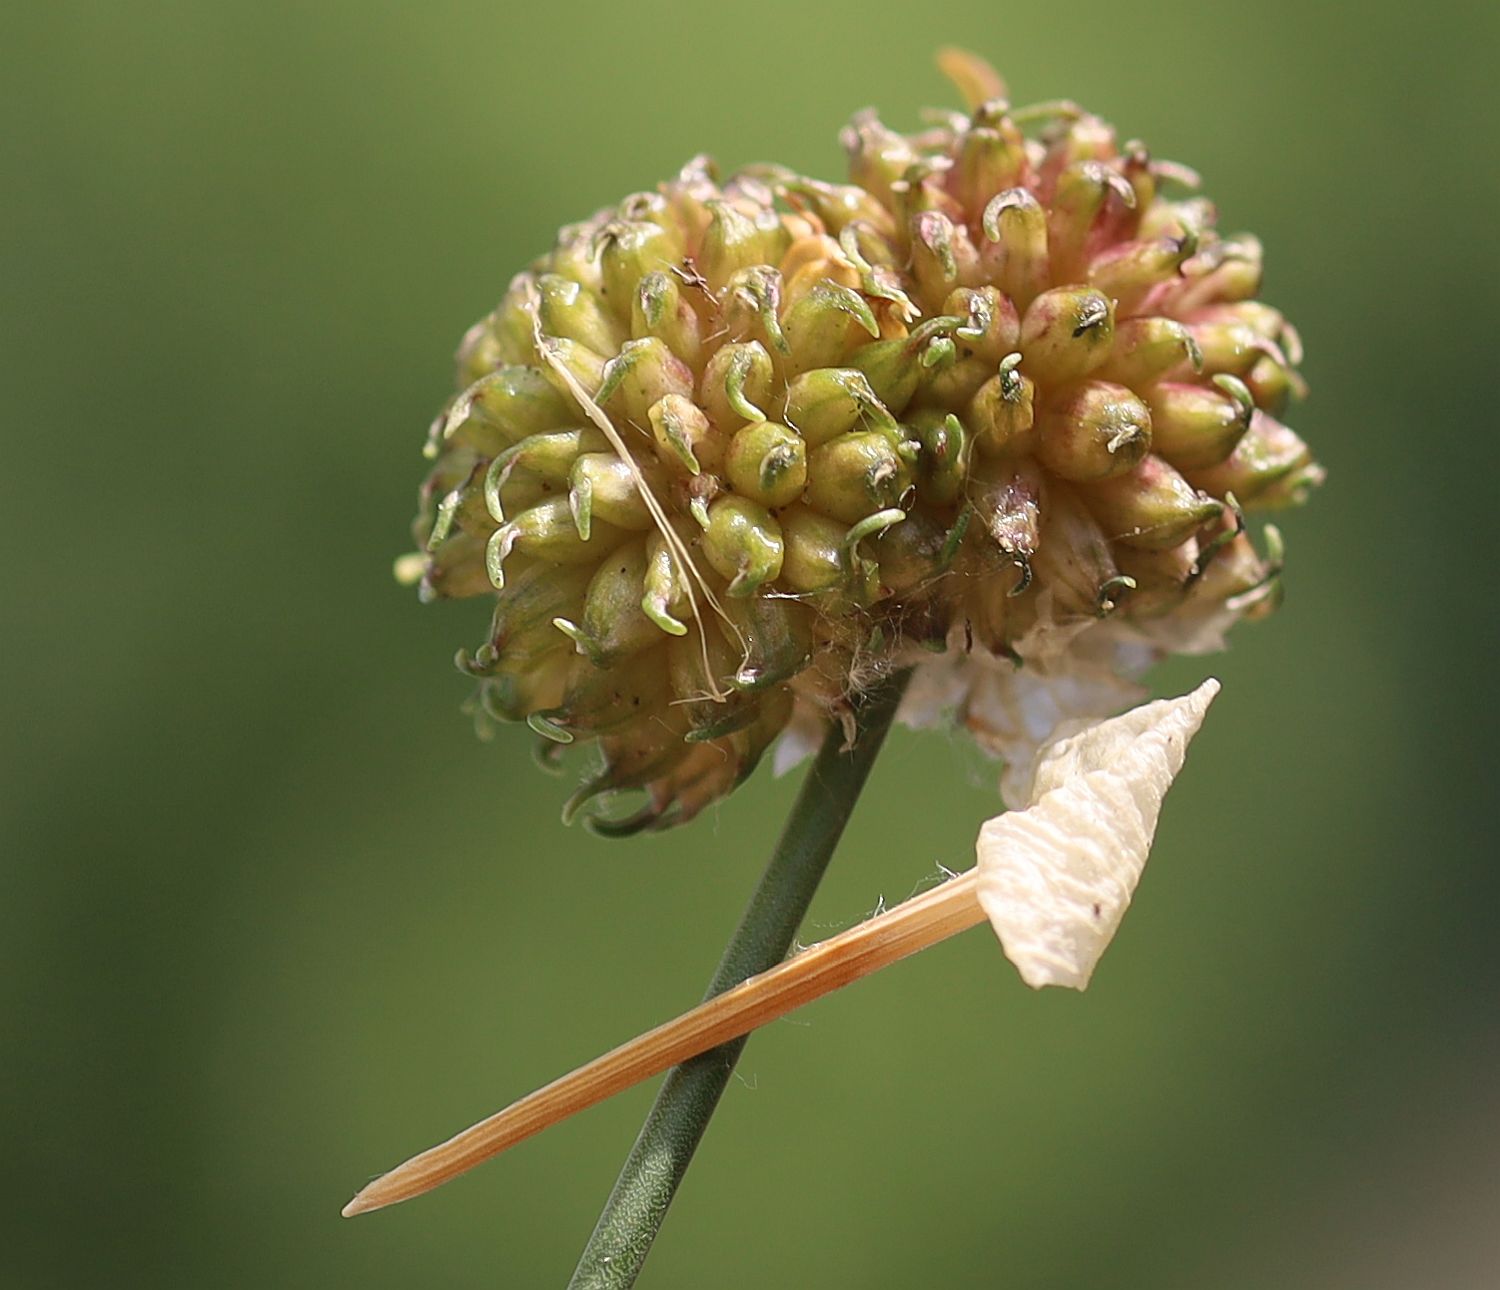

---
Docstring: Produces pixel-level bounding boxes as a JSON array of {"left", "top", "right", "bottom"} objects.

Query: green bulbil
[{"left": 407, "top": 58, "right": 1317, "bottom": 828}]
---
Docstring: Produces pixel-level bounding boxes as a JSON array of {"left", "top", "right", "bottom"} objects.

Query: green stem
[{"left": 565, "top": 669, "right": 912, "bottom": 1289}]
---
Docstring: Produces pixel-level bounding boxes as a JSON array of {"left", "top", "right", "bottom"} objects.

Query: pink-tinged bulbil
[{"left": 405, "top": 51, "right": 1319, "bottom": 830}]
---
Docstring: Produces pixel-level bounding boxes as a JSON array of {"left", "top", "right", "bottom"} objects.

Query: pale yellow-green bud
[
  {"left": 598, "top": 337, "right": 695, "bottom": 430},
  {"left": 1184, "top": 410, "right": 1321, "bottom": 508},
  {"left": 1082, "top": 456, "right": 1223, "bottom": 549},
  {"left": 725, "top": 420, "right": 808, "bottom": 509},
  {"left": 780, "top": 282, "right": 880, "bottom": 374},
  {"left": 1145, "top": 376, "right": 1254, "bottom": 470},
  {"left": 698, "top": 200, "right": 791, "bottom": 291},
  {"left": 649, "top": 393, "right": 716, "bottom": 475},
  {"left": 1019, "top": 286, "right": 1115, "bottom": 385},
  {"left": 948, "top": 117, "right": 1027, "bottom": 213},
  {"left": 487, "top": 497, "right": 626, "bottom": 589},
  {"left": 536, "top": 273, "right": 624, "bottom": 356},
  {"left": 779, "top": 504, "right": 849, "bottom": 595},
  {"left": 632, "top": 271, "right": 703, "bottom": 368},
  {"left": 1036, "top": 380, "right": 1153, "bottom": 482},
  {"left": 969, "top": 355, "right": 1036, "bottom": 457},
  {"left": 982, "top": 188, "right": 1049, "bottom": 306},
  {"left": 805, "top": 431, "right": 913, "bottom": 524},
  {"left": 700, "top": 341, "right": 775, "bottom": 428},
  {"left": 1096, "top": 318, "right": 1203, "bottom": 388},
  {"left": 554, "top": 539, "right": 664, "bottom": 666},
  {"left": 702, "top": 495, "right": 784, "bottom": 595},
  {"left": 782, "top": 367, "right": 894, "bottom": 447},
  {"left": 599, "top": 220, "right": 684, "bottom": 318}
]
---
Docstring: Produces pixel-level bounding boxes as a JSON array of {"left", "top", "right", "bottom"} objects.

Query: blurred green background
[{"left": 4, "top": 1, "right": 1497, "bottom": 1286}]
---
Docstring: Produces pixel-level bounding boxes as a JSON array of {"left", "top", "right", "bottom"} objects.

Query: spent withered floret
[{"left": 403, "top": 51, "right": 1321, "bottom": 831}]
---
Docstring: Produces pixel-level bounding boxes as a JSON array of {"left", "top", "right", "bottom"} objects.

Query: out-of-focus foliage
[{"left": 2, "top": 2, "right": 1495, "bottom": 1286}]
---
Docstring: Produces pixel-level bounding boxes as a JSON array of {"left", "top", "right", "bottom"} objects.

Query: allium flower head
[{"left": 404, "top": 52, "right": 1320, "bottom": 829}]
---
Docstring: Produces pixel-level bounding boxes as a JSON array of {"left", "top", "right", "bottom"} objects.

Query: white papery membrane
[
  {"left": 973, "top": 678, "right": 1219, "bottom": 989},
  {"left": 775, "top": 602, "right": 1243, "bottom": 807}
]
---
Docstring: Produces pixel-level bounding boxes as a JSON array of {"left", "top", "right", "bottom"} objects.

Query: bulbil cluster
[{"left": 406, "top": 58, "right": 1319, "bottom": 832}]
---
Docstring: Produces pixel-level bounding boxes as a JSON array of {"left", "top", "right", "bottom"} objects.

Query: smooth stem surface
[{"left": 566, "top": 669, "right": 912, "bottom": 1290}]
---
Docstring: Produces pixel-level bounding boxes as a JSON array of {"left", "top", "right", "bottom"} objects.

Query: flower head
[{"left": 404, "top": 52, "right": 1319, "bottom": 828}]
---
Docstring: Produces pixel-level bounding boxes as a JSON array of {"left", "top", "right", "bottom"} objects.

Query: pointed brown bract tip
[
  {"left": 936, "top": 48, "right": 1008, "bottom": 110},
  {"left": 337, "top": 870, "right": 989, "bottom": 1216},
  {"left": 341, "top": 1185, "right": 387, "bottom": 1218}
]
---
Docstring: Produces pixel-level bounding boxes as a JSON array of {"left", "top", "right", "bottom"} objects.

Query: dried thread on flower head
[{"left": 403, "top": 52, "right": 1320, "bottom": 830}]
